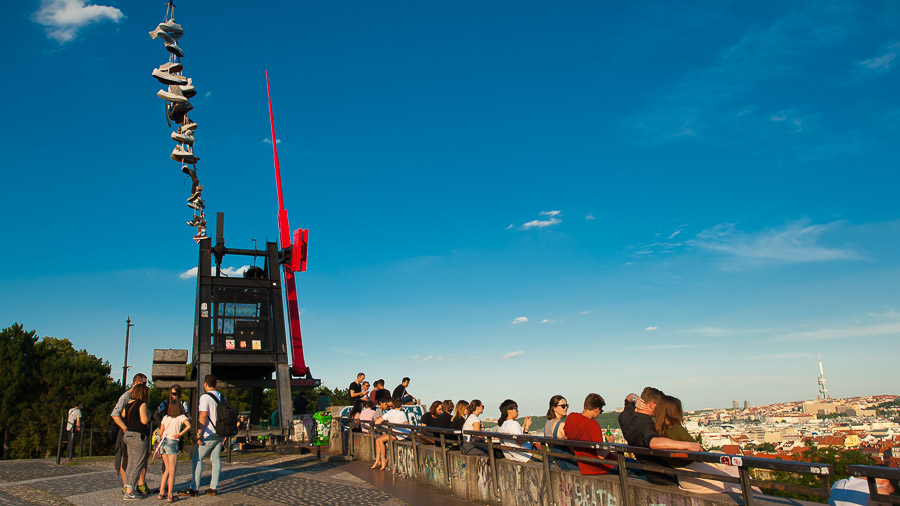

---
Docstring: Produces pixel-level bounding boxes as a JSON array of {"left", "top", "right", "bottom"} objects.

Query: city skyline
[{"left": 2, "top": 0, "right": 899, "bottom": 416}]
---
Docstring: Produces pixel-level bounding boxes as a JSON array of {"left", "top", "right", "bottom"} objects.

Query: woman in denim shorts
[{"left": 158, "top": 392, "right": 191, "bottom": 502}]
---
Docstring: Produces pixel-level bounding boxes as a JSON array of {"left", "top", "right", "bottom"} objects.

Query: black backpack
[{"left": 204, "top": 392, "right": 239, "bottom": 437}]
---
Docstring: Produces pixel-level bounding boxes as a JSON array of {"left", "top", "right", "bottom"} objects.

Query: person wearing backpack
[{"left": 180, "top": 374, "right": 226, "bottom": 497}]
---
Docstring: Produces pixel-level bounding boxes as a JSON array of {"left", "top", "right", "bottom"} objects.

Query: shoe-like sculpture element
[
  {"left": 158, "top": 85, "right": 187, "bottom": 104},
  {"left": 165, "top": 41, "right": 184, "bottom": 58},
  {"left": 180, "top": 120, "right": 198, "bottom": 132},
  {"left": 152, "top": 67, "right": 188, "bottom": 86},
  {"left": 188, "top": 199, "right": 205, "bottom": 211},
  {"left": 167, "top": 102, "right": 194, "bottom": 125},
  {"left": 171, "top": 130, "right": 195, "bottom": 144},
  {"left": 179, "top": 78, "right": 197, "bottom": 98},
  {"left": 148, "top": 27, "right": 173, "bottom": 43},
  {"left": 159, "top": 61, "right": 183, "bottom": 73},
  {"left": 159, "top": 20, "right": 184, "bottom": 38}
]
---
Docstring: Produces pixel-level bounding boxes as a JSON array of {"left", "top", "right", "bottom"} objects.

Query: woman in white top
[
  {"left": 461, "top": 399, "right": 484, "bottom": 441},
  {"left": 158, "top": 392, "right": 191, "bottom": 502},
  {"left": 497, "top": 399, "right": 534, "bottom": 462},
  {"left": 372, "top": 399, "right": 409, "bottom": 470}
]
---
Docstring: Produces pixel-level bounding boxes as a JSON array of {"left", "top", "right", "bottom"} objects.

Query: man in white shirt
[
  {"left": 66, "top": 402, "right": 82, "bottom": 460},
  {"left": 180, "top": 375, "right": 224, "bottom": 497}
]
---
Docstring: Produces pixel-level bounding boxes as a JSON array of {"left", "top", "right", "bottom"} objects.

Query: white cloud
[
  {"left": 34, "top": 0, "right": 124, "bottom": 43},
  {"left": 204, "top": 91, "right": 212, "bottom": 98},
  {"left": 631, "top": 344, "right": 695, "bottom": 351},
  {"left": 859, "top": 42, "right": 900, "bottom": 72},
  {"left": 506, "top": 224, "right": 515, "bottom": 230},
  {"left": 580, "top": 310, "right": 591, "bottom": 315},
  {"left": 866, "top": 308, "right": 900, "bottom": 320},
  {"left": 689, "top": 220, "right": 861, "bottom": 266},
  {"left": 179, "top": 265, "right": 250, "bottom": 279},
  {"left": 511, "top": 316, "right": 528, "bottom": 325},
  {"left": 330, "top": 347, "right": 364, "bottom": 356},
  {"left": 263, "top": 138, "right": 282, "bottom": 145},
  {"left": 540, "top": 210, "right": 562, "bottom": 217},
  {"left": 520, "top": 218, "right": 561, "bottom": 230},
  {"left": 667, "top": 230, "right": 682, "bottom": 240},
  {"left": 541, "top": 319, "right": 560, "bottom": 324},
  {"left": 644, "top": 326, "right": 659, "bottom": 331},
  {"left": 755, "top": 352, "right": 811, "bottom": 360},
  {"left": 502, "top": 350, "right": 524, "bottom": 359},
  {"left": 585, "top": 213, "right": 596, "bottom": 221}
]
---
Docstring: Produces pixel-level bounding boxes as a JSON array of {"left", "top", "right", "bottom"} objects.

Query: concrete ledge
[{"left": 342, "top": 431, "right": 819, "bottom": 506}]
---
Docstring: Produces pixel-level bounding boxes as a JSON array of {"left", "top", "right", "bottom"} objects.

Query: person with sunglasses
[
  {"left": 563, "top": 393, "right": 616, "bottom": 475},
  {"left": 544, "top": 395, "right": 579, "bottom": 471}
]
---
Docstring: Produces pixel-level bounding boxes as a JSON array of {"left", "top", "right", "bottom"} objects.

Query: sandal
[
  {"left": 167, "top": 496, "right": 177, "bottom": 503},
  {"left": 158, "top": 494, "right": 166, "bottom": 500}
]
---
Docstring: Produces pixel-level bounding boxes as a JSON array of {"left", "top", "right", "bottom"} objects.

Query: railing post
[
  {"left": 369, "top": 422, "right": 376, "bottom": 461},
  {"left": 540, "top": 441, "right": 554, "bottom": 506},
  {"left": 89, "top": 422, "right": 94, "bottom": 457},
  {"left": 348, "top": 420, "right": 355, "bottom": 460},
  {"left": 739, "top": 465, "right": 754, "bottom": 505},
  {"left": 440, "top": 433, "right": 450, "bottom": 488},
  {"left": 410, "top": 427, "right": 419, "bottom": 479},
  {"left": 487, "top": 435, "right": 500, "bottom": 499},
  {"left": 616, "top": 450, "right": 631, "bottom": 506},
  {"left": 55, "top": 418, "right": 65, "bottom": 464},
  {"left": 79, "top": 424, "right": 84, "bottom": 458},
  {"left": 388, "top": 424, "right": 396, "bottom": 473},
  {"left": 820, "top": 474, "right": 831, "bottom": 502}
]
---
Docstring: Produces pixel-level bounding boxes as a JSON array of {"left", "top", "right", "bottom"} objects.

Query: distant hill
[{"left": 483, "top": 412, "right": 620, "bottom": 431}]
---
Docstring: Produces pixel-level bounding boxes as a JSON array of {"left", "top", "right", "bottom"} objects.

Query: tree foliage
[
  {"left": 0, "top": 324, "right": 122, "bottom": 459},
  {"left": 760, "top": 442, "right": 875, "bottom": 503}
]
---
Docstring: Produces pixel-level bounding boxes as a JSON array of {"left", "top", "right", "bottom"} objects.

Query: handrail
[
  {"left": 848, "top": 465, "right": 900, "bottom": 505},
  {"left": 338, "top": 416, "right": 840, "bottom": 505}
]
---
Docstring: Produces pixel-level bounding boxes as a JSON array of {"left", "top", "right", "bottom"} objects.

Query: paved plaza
[{"left": 0, "top": 453, "right": 473, "bottom": 505}]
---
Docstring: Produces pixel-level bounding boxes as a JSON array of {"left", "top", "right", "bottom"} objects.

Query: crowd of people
[{"left": 348, "top": 380, "right": 756, "bottom": 495}]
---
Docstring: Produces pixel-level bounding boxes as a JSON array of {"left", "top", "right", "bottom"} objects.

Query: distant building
[{"left": 732, "top": 400, "right": 740, "bottom": 410}]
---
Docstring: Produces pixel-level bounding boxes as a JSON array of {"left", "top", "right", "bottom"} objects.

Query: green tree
[
  {"left": 763, "top": 443, "right": 875, "bottom": 503},
  {"left": 0, "top": 324, "right": 38, "bottom": 459}
]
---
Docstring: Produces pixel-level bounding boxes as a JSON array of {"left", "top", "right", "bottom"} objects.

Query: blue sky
[{"left": 2, "top": 0, "right": 899, "bottom": 416}]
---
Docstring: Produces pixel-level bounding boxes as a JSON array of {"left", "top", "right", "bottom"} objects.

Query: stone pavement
[{"left": 0, "top": 453, "right": 475, "bottom": 505}]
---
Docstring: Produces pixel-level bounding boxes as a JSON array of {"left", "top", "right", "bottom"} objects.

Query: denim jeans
[{"left": 190, "top": 434, "right": 223, "bottom": 491}]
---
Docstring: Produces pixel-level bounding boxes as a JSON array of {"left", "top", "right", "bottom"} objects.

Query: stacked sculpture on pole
[{"left": 149, "top": 0, "right": 205, "bottom": 241}]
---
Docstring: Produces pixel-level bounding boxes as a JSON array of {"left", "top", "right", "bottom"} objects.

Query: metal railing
[
  {"left": 339, "top": 417, "right": 842, "bottom": 506},
  {"left": 848, "top": 465, "right": 900, "bottom": 505}
]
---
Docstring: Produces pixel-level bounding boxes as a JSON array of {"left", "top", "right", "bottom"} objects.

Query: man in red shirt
[{"left": 563, "top": 393, "right": 616, "bottom": 475}]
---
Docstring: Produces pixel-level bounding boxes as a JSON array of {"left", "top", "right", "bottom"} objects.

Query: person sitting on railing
[
  {"left": 544, "top": 395, "right": 580, "bottom": 471},
  {"left": 563, "top": 393, "right": 617, "bottom": 475},
  {"left": 451, "top": 400, "right": 469, "bottom": 431},
  {"left": 619, "top": 388, "right": 702, "bottom": 486},
  {"left": 369, "top": 379, "right": 390, "bottom": 405},
  {"left": 358, "top": 400, "right": 376, "bottom": 434},
  {"left": 655, "top": 394, "right": 744, "bottom": 494},
  {"left": 496, "top": 399, "right": 536, "bottom": 462},
  {"left": 371, "top": 398, "right": 409, "bottom": 470}
]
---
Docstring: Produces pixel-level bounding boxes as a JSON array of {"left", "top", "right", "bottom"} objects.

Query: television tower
[{"left": 817, "top": 353, "right": 829, "bottom": 399}]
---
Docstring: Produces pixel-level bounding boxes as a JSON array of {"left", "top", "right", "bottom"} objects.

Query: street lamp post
[{"left": 122, "top": 317, "right": 134, "bottom": 386}]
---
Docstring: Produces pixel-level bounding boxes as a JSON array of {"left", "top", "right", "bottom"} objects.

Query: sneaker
[
  {"left": 194, "top": 233, "right": 206, "bottom": 243},
  {"left": 152, "top": 68, "right": 187, "bottom": 86},
  {"left": 123, "top": 492, "right": 138, "bottom": 500},
  {"left": 180, "top": 121, "right": 198, "bottom": 132},
  {"left": 138, "top": 484, "right": 150, "bottom": 495},
  {"left": 186, "top": 215, "right": 202, "bottom": 226},
  {"left": 159, "top": 61, "right": 183, "bottom": 73},
  {"left": 165, "top": 41, "right": 184, "bottom": 58},
  {"left": 160, "top": 20, "right": 184, "bottom": 37},
  {"left": 187, "top": 186, "right": 203, "bottom": 202},
  {"left": 188, "top": 199, "right": 205, "bottom": 210},
  {"left": 179, "top": 79, "right": 197, "bottom": 99},
  {"left": 157, "top": 86, "right": 187, "bottom": 104},
  {"left": 171, "top": 145, "right": 198, "bottom": 163},
  {"left": 204, "top": 489, "right": 217, "bottom": 496},
  {"left": 167, "top": 102, "right": 193, "bottom": 125},
  {"left": 177, "top": 489, "right": 197, "bottom": 497},
  {"left": 148, "top": 27, "right": 173, "bottom": 43},
  {"left": 171, "top": 130, "right": 194, "bottom": 144},
  {"left": 181, "top": 165, "right": 193, "bottom": 176}
]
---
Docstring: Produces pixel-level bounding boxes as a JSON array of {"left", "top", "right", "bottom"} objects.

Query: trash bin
[{"left": 312, "top": 411, "right": 332, "bottom": 447}]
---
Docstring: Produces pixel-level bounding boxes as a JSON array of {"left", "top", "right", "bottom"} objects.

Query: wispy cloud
[
  {"left": 631, "top": 344, "right": 695, "bottom": 351},
  {"left": 580, "top": 310, "right": 591, "bottom": 315},
  {"left": 540, "top": 210, "right": 562, "bottom": 217},
  {"left": 775, "top": 321, "right": 900, "bottom": 341},
  {"left": 540, "top": 319, "right": 559, "bottom": 324},
  {"left": 644, "top": 326, "right": 659, "bottom": 331},
  {"left": 204, "top": 91, "right": 212, "bottom": 98},
  {"left": 521, "top": 218, "right": 561, "bottom": 230},
  {"left": 34, "top": 0, "right": 123, "bottom": 43},
  {"left": 263, "top": 138, "right": 282, "bottom": 145},
  {"left": 330, "top": 347, "right": 364, "bottom": 356},
  {"left": 689, "top": 219, "right": 861, "bottom": 267},
  {"left": 411, "top": 355, "right": 477, "bottom": 364},
  {"left": 511, "top": 316, "right": 528, "bottom": 325},
  {"left": 859, "top": 42, "right": 900, "bottom": 72},
  {"left": 585, "top": 213, "right": 596, "bottom": 221},
  {"left": 502, "top": 350, "right": 524, "bottom": 359},
  {"left": 770, "top": 108, "right": 808, "bottom": 133},
  {"left": 866, "top": 308, "right": 900, "bottom": 320},
  {"left": 179, "top": 265, "right": 250, "bottom": 279}
]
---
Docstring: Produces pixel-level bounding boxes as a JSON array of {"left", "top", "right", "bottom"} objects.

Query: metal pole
[
  {"left": 739, "top": 465, "right": 754, "bottom": 505},
  {"left": 56, "top": 418, "right": 65, "bottom": 465},
  {"left": 616, "top": 451, "right": 631, "bottom": 506},
  {"left": 79, "top": 424, "right": 84, "bottom": 458},
  {"left": 540, "top": 442, "right": 554, "bottom": 506},
  {"left": 122, "top": 317, "right": 134, "bottom": 386},
  {"left": 89, "top": 422, "right": 93, "bottom": 457},
  {"left": 487, "top": 436, "right": 500, "bottom": 499}
]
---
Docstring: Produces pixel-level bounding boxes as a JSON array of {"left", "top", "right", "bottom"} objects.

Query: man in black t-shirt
[
  {"left": 618, "top": 387, "right": 701, "bottom": 486},
  {"left": 349, "top": 372, "right": 368, "bottom": 414},
  {"left": 392, "top": 377, "right": 418, "bottom": 405}
]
